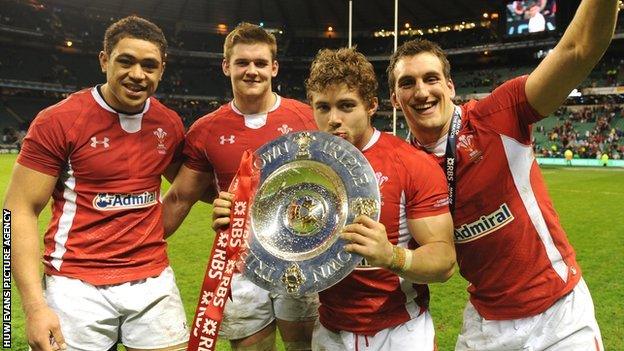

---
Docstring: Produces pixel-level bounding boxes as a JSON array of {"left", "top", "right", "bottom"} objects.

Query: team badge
[
  {"left": 278, "top": 124, "right": 292, "bottom": 135},
  {"left": 90, "top": 136, "right": 110, "bottom": 148},
  {"left": 374, "top": 171, "right": 388, "bottom": 189},
  {"left": 457, "top": 134, "right": 483, "bottom": 163},
  {"left": 154, "top": 128, "right": 167, "bottom": 154},
  {"left": 219, "top": 135, "right": 236, "bottom": 144}
]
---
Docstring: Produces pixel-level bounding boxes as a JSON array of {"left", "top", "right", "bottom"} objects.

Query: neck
[
  {"left": 233, "top": 91, "right": 276, "bottom": 115},
  {"left": 355, "top": 127, "right": 375, "bottom": 150},
  {"left": 99, "top": 83, "right": 143, "bottom": 114}
]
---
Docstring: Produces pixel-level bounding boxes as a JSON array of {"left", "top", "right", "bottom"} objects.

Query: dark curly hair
[{"left": 306, "top": 47, "right": 378, "bottom": 107}]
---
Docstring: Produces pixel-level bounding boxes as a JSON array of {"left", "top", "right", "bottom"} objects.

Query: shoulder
[
  {"left": 378, "top": 133, "right": 440, "bottom": 170},
  {"left": 186, "top": 103, "right": 234, "bottom": 141},
  {"left": 32, "top": 89, "right": 91, "bottom": 129},
  {"left": 149, "top": 98, "right": 185, "bottom": 132},
  {"left": 189, "top": 103, "right": 232, "bottom": 131},
  {"left": 469, "top": 76, "right": 530, "bottom": 116}
]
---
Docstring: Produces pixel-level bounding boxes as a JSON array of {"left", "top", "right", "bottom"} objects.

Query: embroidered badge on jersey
[
  {"left": 278, "top": 124, "right": 292, "bottom": 134},
  {"left": 219, "top": 135, "right": 236, "bottom": 144},
  {"left": 457, "top": 134, "right": 483, "bottom": 163},
  {"left": 153, "top": 128, "right": 168, "bottom": 154},
  {"left": 90, "top": 136, "right": 110, "bottom": 148}
]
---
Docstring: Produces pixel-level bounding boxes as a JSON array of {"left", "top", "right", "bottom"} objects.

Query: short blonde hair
[
  {"left": 223, "top": 22, "right": 277, "bottom": 62},
  {"left": 306, "top": 47, "right": 378, "bottom": 107}
]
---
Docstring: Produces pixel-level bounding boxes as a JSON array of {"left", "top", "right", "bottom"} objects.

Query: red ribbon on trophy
[{"left": 187, "top": 150, "right": 259, "bottom": 351}]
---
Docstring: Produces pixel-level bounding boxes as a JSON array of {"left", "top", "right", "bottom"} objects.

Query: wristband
[
  {"left": 403, "top": 248, "right": 413, "bottom": 272},
  {"left": 390, "top": 245, "right": 406, "bottom": 272},
  {"left": 390, "top": 246, "right": 413, "bottom": 273}
]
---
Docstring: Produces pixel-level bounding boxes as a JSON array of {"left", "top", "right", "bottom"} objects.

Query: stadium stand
[{"left": 1, "top": 0, "right": 623, "bottom": 158}]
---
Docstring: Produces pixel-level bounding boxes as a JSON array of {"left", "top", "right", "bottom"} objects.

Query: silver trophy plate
[{"left": 240, "top": 131, "right": 380, "bottom": 296}]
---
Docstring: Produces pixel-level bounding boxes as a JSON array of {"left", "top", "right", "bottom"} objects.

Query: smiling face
[
  {"left": 222, "top": 43, "right": 278, "bottom": 101},
  {"left": 310, "top": 83, "right": 377, "bottom": 150},
  {"left": 390, "top": 52, "right": 456, "bottom": 144},
  {"left": 99, "top": 37, "right": 164, "bottom": 113}
]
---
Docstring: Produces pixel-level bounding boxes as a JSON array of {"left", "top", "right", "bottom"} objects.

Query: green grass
[{"left": 1, "top": 155, "right": 623, "bottom": 350}]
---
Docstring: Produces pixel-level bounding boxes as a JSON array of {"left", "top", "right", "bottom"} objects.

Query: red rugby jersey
[
  {"left": 416, "top": 76, "right": 581, "bottom": 319},
  {"left": 18, "top": 87, "right": 184, "bottom": 285},
  {"left": 183, "top": 95, "right": 317, "bottom": 190},
  {"left": 319, "top": 130, "right": 450, "bottom": 335}
]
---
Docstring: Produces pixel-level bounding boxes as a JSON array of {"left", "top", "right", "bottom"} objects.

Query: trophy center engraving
[{"left": 286, "top": 194, "right": 326, "bottom": 236}]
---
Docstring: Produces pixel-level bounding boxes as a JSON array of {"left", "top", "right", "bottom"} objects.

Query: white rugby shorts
[
  {"left": 220, "top": 273, "right": 319, "bottom": 340},
  {"left": 45, "top": 266, "right": 189, "bottom": 350},
  {"left": 311, "top": 309, "right": 435, "bottom": 351},
  {"left": 455, "top": 278, "right": 603, "bottom": 351}
]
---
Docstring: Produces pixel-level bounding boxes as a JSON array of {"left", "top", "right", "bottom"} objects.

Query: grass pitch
[{"left": 1, "top": 154, "right": 623, "bottom": 350}]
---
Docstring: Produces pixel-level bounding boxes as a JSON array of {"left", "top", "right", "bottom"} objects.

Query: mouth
[
  {"left": 332, "top": 131, "right": 348, "bottom": 139},
  {"left": 411, "top": 101, "right": 437, "bottom": 114},
  {"left": 123, "top": 83, "right": 146, "bottom": 96}
]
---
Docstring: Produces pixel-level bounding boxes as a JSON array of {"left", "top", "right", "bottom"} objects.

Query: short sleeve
[
  {"left": 17, "top": 109, "right": 68, "bottom": 177},
  {"left": 405, "top": 152, "right": 450, "bottom": 219},
  {"left": 182, "top": 119, "right": 214, "bottom": 173},
  {"left": 470, "top": 75, "right": 544, "bottom": 144}
]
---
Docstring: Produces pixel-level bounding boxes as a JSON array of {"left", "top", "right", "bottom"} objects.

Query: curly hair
[
  {"left": 306, "top": 47, "right": 378, "bottom": 107},
  {"left": 103, "top": 16, "right": 167, "bottom": 60},
  {"left": 386, "top": 39, "right": 451, "bottom": 94},
  {"left": 223, "top": 22, "right": 277, "bottom": 62}
]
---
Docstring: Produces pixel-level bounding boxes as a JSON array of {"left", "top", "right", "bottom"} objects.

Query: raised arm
[
  {"left": 162, "top": 164, "right": 217, "bottom": 237},
  {"left": 526, "top": 0, "right": 619, "bottom": 116},
  {"left": 341, "top": 213, "right": 455, "bottom": 284},
  {"left": 4, "top": 164, "right": 66, "bottom": 350}
]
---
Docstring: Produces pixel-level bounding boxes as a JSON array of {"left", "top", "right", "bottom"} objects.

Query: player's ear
[
  {"left": 160, "top": 55, "right": 167, "bottom": 81},
  {"left": 272, "top": 60, "right": 279, "bottom": 78},
  {"left": 367, "top": 97, "right": 379, "bottom": 117},
  {"left": 222, "top": 59, "right": 231, "bottom": 77},
  {"left": 446, "top": 77, "right": 456, "bottom": 99},
  {"left": 99, "top": 51, "right": 108, "bottom": 74},
  {"left": 390, "top": 91, "right": 400, "bottom": 109}
]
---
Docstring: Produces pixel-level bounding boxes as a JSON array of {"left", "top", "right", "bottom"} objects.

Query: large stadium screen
[{"left": 505, "top": 0, "right": 557, "bottom": 36}]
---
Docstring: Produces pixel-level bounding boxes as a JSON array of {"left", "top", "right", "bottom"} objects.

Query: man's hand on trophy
[
  {"left": 212, "top": 191, "right": 234, "bottom": 231},
  {"left": 340, "top": 215, "right": 394, "bottom": 269}
]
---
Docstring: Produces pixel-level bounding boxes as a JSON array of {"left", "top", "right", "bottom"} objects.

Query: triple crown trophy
[{"left": 242, "top": 131, "right": 381, "bottom": 295}]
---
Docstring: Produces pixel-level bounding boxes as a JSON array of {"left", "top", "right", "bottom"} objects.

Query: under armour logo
[
  {"left": 90, "top": 136, "right": 110, "bottom": 148},
  {"left": 219, "top": 135, "right": 235, "bottom": 144},
  {"left": 278, "top": 124, "right": 292, "bottom": 135}
]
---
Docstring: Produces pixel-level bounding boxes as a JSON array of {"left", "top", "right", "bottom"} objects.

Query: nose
[
  {"left": 128, "top": 63, "right": 145, "bottom": 81},
  {"left": 328, "top": 108, "right": 342, "bottom": 128},
  {"left": 246, "top": 63, "right": 258, "bottom": 76},
  {"left": 413, "top": 81, "right": 429, "bottom": 100}
]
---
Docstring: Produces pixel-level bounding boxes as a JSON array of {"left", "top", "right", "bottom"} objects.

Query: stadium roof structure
[{"left": 43, "top": 0, "right": 499, "bottom": 34}]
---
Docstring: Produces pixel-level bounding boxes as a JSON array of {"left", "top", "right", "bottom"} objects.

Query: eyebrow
[{"left": 116, "top": 54, "right": 160, "bottom": 65}]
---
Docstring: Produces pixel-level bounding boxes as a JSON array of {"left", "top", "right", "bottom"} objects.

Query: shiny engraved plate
[{"left": 242, "top": 131, "right": 381, "bottom": 296}]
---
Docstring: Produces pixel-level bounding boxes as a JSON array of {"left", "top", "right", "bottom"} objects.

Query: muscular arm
[
  {"left": 526, "top": 0, "right": 619, "bottom": 116},
  {"left": 162, "top": 164, "right": 217, "bottom": 237},
  {"left": 341, "top": 213, "right": 455, "bottom": 284},
  {"left": 3, "top": 164, "right": 66, "bottom": 350},
  {"left": 402, "top": 212, "right": 455, "bottom": 283}
]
